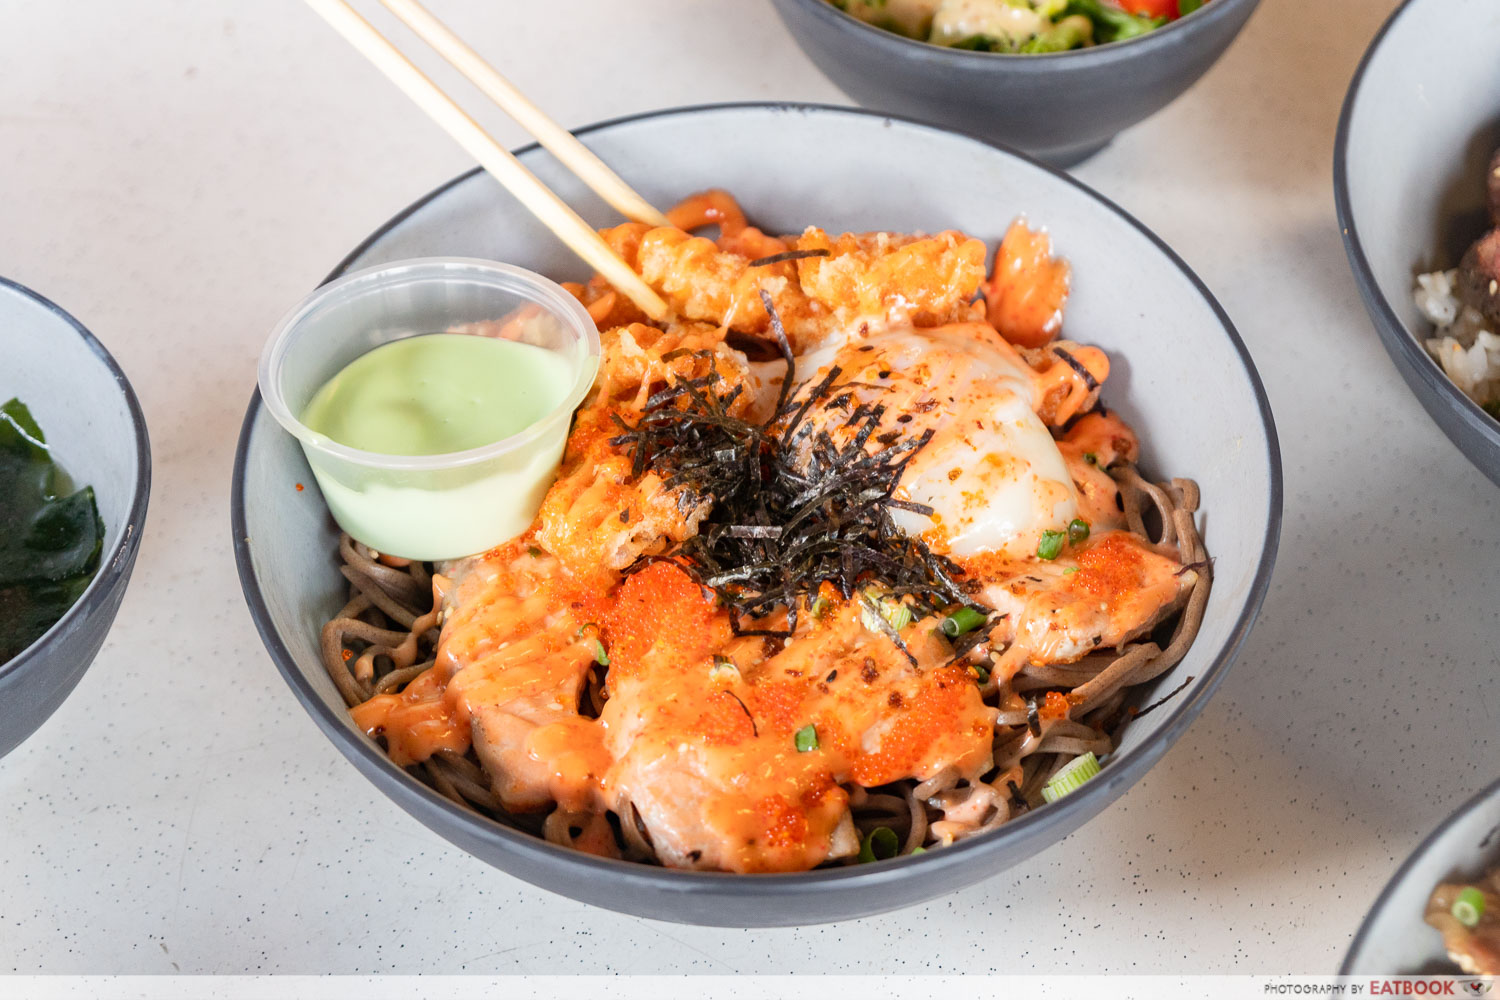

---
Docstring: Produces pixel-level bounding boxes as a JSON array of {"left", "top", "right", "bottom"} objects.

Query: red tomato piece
[{"left": 1114, "top": 0, "right": 1181, "bottom": 19}]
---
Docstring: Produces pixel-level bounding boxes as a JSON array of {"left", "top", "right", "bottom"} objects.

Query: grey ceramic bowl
[
  {"left": 769, "top": 0, "right": 1260, "bottom": 166},
  {"left": 1341, "top": 777, "right": 1500, "bottom": 976},
  {"left": 0, "top": 276, "right": 150, "bottom": 759},
  {"left": 1335, "top": 0, "right": 1500, "bottom": 487},
  {"left": 233, "top": 103, "right": 1281, "bottom": 926}
]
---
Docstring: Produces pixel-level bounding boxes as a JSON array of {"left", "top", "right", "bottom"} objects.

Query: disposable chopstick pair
[{"left": 303, "top": 0, "right": 671, "bottom": 321}]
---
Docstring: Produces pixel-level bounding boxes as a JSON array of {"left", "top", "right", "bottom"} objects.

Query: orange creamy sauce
[
  {"left": 350, "top": 660, "right": 467, "bottom": 766},
  {"left": 353, "top": 530, "right": 1186, "bottom": 871},
  {"left": 354, "top": 553, "right": 1003, "bottom": 872},
  {"left": 953, "top": 526, "right": 1191, "bottom": 672}
]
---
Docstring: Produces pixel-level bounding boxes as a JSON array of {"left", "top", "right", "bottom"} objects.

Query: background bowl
[
  {"left": 1341, "top": 776, "right": 1500, "bottom": 975},
  {"left": 769, "top": 0, "right": 1260, "bottom": 166},
  {"left": 233, "top": 103, "right": 1280, "bottom": 926},
  {"left": 1335, "top": 0, "right": 1500, "bottom": 487},
  {"left": 0, "top": 276, "right": 151, "bottom": 759}
]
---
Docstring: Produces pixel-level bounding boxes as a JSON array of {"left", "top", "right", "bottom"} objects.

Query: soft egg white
[{"left": 787, "top": 324, "right": 1078, "bottom": 559}]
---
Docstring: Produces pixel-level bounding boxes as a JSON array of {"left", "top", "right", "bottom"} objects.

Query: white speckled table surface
[{"left": 1, "top": 0, "right": 1494, "bottom": 976}]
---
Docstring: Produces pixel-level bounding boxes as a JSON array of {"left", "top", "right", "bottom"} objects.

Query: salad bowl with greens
[
  {"left": 833, "top": 0, "right": 1208, "bottom": 54},
  {"left": 772, "top": 0, "right": 1257, "bottom": 165}
]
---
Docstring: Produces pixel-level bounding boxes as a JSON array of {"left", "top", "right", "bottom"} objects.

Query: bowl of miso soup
[{"left": 0, "top": 276, "right": 150, "bottom": 759}]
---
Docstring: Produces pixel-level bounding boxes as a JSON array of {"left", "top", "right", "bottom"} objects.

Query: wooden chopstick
[
  {"left": 378, "top": 0, "right": 671, "bottom": 229},
  {"left": 303, "top": 0, "right": 670, "bottom": 321}
]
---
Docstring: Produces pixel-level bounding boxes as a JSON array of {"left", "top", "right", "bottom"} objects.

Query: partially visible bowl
[
  {"left": 233, "top": 103, "right": 1280, "bottom": 926},
  {"left": 1341, "top": 776, "right": 1500, "bottom": 976},
  {"left": 0, "top": 276, "right": 151, "bottom": 759},
  {"left": 1335, "top": 0, "right": 1500, "bottom": 487},
  {"left": 769, "top": 0, "right": 1261, "bottom": 166}
]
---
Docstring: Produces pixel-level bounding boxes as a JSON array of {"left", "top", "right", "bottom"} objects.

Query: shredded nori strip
[
  {"left": 1051, "top": 346, "right": 1099, "bottom": 392},
  {"left": 747, "top": 248, "right": 831, "bottom": 268},
  {"left": 1006, "top": 779, "right": 1029, "bottom": 813},
  {"left": 946, "top": 626, "right": 996, "bottom": 666},
  {"left": 611, "top": 293, "right": 989, "bottom": 639},
  {"left": 1131, "top": 674, "right": 1196, "bottom": 721},
  {"left": 724, "top": 690, "right": 758, "bottom": 737},
  {"left": 1008, "top": 779, "right": 1032, "bottom": 815}
]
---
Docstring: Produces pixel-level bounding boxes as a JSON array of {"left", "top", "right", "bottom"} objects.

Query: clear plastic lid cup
[{"left": 258, "top": 257, "right": 600, "bottom": 562}]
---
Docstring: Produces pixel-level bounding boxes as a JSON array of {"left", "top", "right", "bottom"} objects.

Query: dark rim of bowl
[
  {"left": 1338, "top": 773, "right": 1500, "bottom": 976},
  {"left": 782, "top": 0, "right": 1259, "bottom": 65},
  {"left": 1332, "top": 0, "right": 1500, "bottom": 440},
  {"left": 0, "top": 275, "right": 152, "bottom": 683},
  {"left": 232, "top": 101, "right": 1282, "bottom": 890}
]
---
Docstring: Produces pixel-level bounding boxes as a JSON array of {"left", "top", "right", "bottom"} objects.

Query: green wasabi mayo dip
[
  {"left": 263, "top": 258, "right": 600, "bottom": 562},
  {"left": 302, "top": 334, "right": 574, "bottom": 456}
]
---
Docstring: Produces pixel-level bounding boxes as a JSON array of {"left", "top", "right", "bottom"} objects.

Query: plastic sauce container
[{"left": 259, "top": 258, "right": 600, "bottom": 561}]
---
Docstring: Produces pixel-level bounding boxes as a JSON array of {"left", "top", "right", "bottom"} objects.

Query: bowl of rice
[{"left": 1335, "top": 0, "right": 1500, "bottom": 485}]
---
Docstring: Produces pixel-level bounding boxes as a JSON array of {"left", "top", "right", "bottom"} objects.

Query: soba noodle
[{"left": 320, "top": 463, "right": 1208, "bottom": 866}]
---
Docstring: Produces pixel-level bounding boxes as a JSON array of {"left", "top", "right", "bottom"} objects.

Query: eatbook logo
[{"left": 1464, "top": 983, "right": 1493, "bottom": 997}]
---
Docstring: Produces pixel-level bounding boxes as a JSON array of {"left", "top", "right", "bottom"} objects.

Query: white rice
[{"left": 1414, "top": 268, "right": 1500, "bottom": 413}]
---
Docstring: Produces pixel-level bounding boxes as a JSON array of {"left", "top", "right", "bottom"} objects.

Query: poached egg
[{"left": 784, "top": 323, "right": 1079, "bottom": 559}]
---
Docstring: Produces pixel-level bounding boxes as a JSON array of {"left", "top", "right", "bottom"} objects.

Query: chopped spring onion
[
  {"left": 1083, "top": 452, "right": 1098, "bottom": 466},
  {"left": 858, "top": 826, "right": 900, "bottom": 863},
  {"left": 576, "top": 623, "right": 609, "bottom": 665},
  {"left": 794, "top": 724, "right": 819, "bottom": 753},
  {"left": 809, "top": 594, "right": 833, "bottom": 619},
  {"left": 1040, "top": 751, "right": 1102, "bottom": 804},
  {"left": 909, "top": 845, "right": 926, "bottom": 856},
  {"left": 573, "top": 626, "right": 609, "bottom": 665},
  {"left": 861, "top": 591, "right": 912, "bottom": 633},
  {"left": 709, "top": 655, "right": 739, "bottom": 682},
  {"left": 1037, "top": 530, "right": 1066, "bottom": 560},
  {"left": 971, "top": 663, "right": 991, "bottom": 685},
  {"left": 1453, "top": 886, "right": 1487, "bottom": 927},
  {"left": 940, "top": 606, "right": 987, "bottom": 637},
  {"left": 1068, "top": 518, "right": 1090, "bottom": 545}
]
